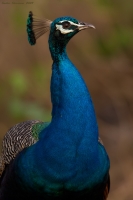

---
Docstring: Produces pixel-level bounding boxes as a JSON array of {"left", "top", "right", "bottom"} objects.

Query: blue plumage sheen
[
  {"left": 0, "top": 13, "right": 110, "bottom": 200},
  {"left": 27, "top": 11, "right": 36, "bottom": 45}
]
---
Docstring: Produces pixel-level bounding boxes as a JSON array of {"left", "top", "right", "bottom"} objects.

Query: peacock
[{"left": 0, "top": 11, "right": 110, "bottom": 200}]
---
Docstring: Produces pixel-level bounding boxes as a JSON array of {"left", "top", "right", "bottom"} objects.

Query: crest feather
[{"left": 27, "top": 11, "right": 52, "bottom": 45}]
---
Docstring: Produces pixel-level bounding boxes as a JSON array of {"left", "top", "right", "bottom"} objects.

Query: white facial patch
[
  {"left": 56, "top": 24, "right": 74, "bottom": 34},
  {"left": 55, "top": 20, "right": 95, "bottom": 34},
  {"left": 55, "top": 20, "right": 83, "bottom": 34}
]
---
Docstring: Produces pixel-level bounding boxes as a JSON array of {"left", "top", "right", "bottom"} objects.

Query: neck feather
[{"left": 49, "top": 37, "right": 98, "bottom": 143}]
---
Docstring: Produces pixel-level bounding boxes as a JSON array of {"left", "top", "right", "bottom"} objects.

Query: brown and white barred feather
[{"left": 0, "top": 120, "right": 43, "bottom": 177}]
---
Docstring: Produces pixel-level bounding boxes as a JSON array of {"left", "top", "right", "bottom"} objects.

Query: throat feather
[{"left": 50, "top": 55, "right": 98, "bottom": 139}]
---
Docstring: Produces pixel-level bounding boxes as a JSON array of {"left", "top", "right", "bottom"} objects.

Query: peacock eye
[{"left": 62, "top": 21, "right": 71, "bottom": 29}]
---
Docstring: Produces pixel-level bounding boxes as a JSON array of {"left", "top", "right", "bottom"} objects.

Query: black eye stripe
[
  {"left": 57, "top": 21, "right": 70, "bottom": 27},
  {"left": 70, "top": 25, "right": 77, "bottom": 30},
  {"left": 57, "top": 21, "right": 78, "bottom": 30},
  {"left": 79, "top": 22, "right": 86, "bottom": 25},
  {"left": 62, "top": 21, "right": 71, "bottom": 29}
]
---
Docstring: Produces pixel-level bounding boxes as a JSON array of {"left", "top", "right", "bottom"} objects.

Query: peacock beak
[{"left": 77, "top": 22, "right": 96, "bottom": 31}]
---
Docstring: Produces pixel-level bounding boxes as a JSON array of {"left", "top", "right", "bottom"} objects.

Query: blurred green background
[{"left": 0, "top": 0, "right": 133, "bottom": 199}]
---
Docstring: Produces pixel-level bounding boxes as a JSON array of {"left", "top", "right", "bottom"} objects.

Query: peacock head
[
  {"left": 27, "top": 11, "right": 95, "bottom": 46},
  {"left": 49, "top": 16, "right": 95, "bottom": 44}
]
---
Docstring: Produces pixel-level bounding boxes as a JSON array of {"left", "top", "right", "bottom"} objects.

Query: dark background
[{"left": 0, "top": 0, "right": 133, "bottom": 199}]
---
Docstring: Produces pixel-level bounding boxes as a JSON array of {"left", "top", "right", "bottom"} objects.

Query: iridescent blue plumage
[
  {"left": 27, "top": 11, "right": 36, "bottom": 45},
  {"left": 0, "top": 13, "right": 110, "bottom": 200}
]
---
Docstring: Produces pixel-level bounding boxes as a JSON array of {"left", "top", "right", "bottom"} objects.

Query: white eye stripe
[
  {"left": 56, "top": 24, "right": 74, "bottom": 34},
  {"left": 59, "top": 20, "right": 86, "bottom": 27},
  {"left": 59, "top": 20, "right": 77, "bottom": 26},
  {"left": 56, "top": 20, "right": 80, "bottom": 34},
  {"left": 55, "top": 20, "right": 88, "bottom": 34}
]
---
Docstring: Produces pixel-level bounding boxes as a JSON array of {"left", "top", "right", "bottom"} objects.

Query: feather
[
  {"left": 0, "top": 120, "right": 49, "bottom": 177},
  {"left": 27, "top": 11, "right": 52, "bottom": 45}
]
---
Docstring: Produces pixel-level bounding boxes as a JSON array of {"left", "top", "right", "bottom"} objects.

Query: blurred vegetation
[{"left": 0, "top": 0, "right": 133, "bottom": 199}]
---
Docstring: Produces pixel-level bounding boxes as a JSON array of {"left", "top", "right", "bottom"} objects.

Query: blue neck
[
  {"left": 49, "top": 36, "right": 98, "bottom": 144},
  {"left": 14, "top": 36, "right": 109, "bottom": 196}
]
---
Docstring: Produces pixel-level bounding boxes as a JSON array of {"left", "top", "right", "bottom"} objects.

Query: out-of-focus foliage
[{"left": 0, "top": 0, "right": 133, "bottom": 199}]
